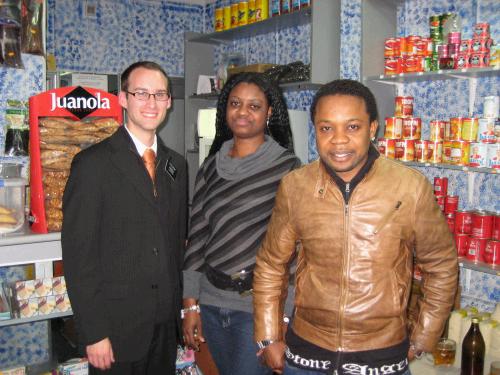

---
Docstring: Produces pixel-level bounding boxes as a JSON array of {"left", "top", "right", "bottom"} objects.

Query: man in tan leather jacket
[{"left": 253, "top": 80, "right": 458, "bottom": 375}]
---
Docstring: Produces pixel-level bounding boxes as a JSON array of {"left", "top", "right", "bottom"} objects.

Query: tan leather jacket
[{"left": 253, "top": 157, "right": 458, "bottom": 353}]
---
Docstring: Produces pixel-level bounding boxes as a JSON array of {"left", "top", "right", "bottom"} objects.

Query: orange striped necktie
[{"left": 142, "top": 148, "right": 157, "bottom": 189}]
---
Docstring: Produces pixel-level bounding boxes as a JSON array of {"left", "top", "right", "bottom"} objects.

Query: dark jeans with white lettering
[{"left": 284, "top": 361, "right": 412, "bottom": 375}]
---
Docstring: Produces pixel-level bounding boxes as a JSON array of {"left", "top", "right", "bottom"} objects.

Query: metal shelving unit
[
  {"left": 0, "top": 311, "right": 72, "bottom": 328},
  {"left": 395, "top": 160, "right": 498, "bottom": 174},
  {"left": 458, "top": 257, "right": 500, "bottom": 276}
]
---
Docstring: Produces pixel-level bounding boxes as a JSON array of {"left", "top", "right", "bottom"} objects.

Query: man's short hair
[
  {"left": 310, "top": 79, "right": 379, "bottom": 124},
  {"left": 120, "top": 61, "right": 170, "bottom": 94}
]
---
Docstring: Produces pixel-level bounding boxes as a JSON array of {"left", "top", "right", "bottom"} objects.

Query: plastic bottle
[{"left": 461, "top": 317, "right": 485, "bottom": 375}]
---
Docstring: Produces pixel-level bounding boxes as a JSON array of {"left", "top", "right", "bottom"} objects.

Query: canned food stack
[
  {"left": 433, "top": 177, "right": 500, "bottom": 265},
  {"left": 384, "top": 36, "right": 433, "bottom": 75}
]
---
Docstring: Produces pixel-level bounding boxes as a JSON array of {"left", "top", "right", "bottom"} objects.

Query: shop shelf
[
  {"left": 458, "top": 257, "right": 500, "bottom": 276},
  {"left": 395, "top": 160, "right": 498, "bottom": 174},
  {"left": 0, "top": 311, "right": 72, "bottom": 327}
]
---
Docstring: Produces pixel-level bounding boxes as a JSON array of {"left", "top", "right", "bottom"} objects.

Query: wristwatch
[{"left": 257, "top": 340, "right": 275, "bottom": 350}]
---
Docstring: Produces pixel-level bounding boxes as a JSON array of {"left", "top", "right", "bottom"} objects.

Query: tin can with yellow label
[
  {"left": 231, "top": 3, "right": 239, "bottom": 28},
  {"left": 223, "top": 6, "right": 231, "bottom": 30},
  {"left": 238, "top": 1, "right": 248, "bottom": 26},
  {"left": 248, "top": 0, "right": 256, "bottom": 24},
  {"left": 461, "top": 117, "right": 479, "bottom": 142},
  {"left": 215, "top": 7, "right": 224, "bottom": 32},
  {"left": 450, "top": 140, "right": 470, "bottom": 166},
  {"left": 256, "top": 0, "right": 269, "bottom": 21}
]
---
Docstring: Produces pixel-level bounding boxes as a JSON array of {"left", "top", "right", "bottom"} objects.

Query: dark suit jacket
[{"left": 61, "top": 126, "right": 187, "bottom": 361}]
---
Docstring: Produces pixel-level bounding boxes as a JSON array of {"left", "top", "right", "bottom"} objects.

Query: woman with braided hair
[{"left": 182, "top": 72, "right": 301, "bottom": 375}]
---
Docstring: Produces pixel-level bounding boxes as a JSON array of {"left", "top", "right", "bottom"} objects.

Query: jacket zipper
[{"left": 373, "top": 201, "right": 402, "bottom": 234}]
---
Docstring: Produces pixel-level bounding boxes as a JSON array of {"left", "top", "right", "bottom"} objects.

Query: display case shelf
[
  {"left": 458, "top": 257, "right": 499, "bottom": 276},
  {"left": 0, "top": 311, "right": 72, "bottom": 327},
  {"left": 188, "top": 7, "right": 311, "bottom": 44},
  {"left": 364, "top": 66, "right": 499, "bottom": 84},
  {"left": 395, "top": 160, "right": 498, "bottom": 174}
]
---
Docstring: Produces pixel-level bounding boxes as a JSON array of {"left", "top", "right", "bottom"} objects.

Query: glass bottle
[{"left": 461, "top": 317, "right": 485, "bottom": 375}]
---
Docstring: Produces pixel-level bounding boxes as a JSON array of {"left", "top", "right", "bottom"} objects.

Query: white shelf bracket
[
  {"left": 468, "top": 77, "right": 478, "bottom": 117},
  {"left": 467, "top": 171, "right": 476, "bottom": 206}
]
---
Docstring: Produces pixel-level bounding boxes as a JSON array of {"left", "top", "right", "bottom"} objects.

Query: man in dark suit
[{"left": 62, "top": 61, "right": 187, "bottom": 374}]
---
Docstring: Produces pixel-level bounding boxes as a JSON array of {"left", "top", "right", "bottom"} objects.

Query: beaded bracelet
[{"left": 181, "top": 304, "right": 201, "bottom": 319}]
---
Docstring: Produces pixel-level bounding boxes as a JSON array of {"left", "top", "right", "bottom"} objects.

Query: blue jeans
[
  {"left": 200, "top": 304, "right": 272, "bottom": 375},
  {"left": 284, "top": 361, "right": 413, "bottom": 375}
]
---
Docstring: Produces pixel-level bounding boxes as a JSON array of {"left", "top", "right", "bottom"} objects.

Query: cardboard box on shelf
[
  {"left": 34, "top": 278, "right": 53, "bottom": 297},
  {"left": 227, "top": 63, "right": 276, "bottom": 77}
]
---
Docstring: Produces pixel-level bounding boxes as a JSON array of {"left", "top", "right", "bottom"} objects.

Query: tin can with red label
[
  {"left": 471, "top": 38, "right": 493, "bottom": 53},
  {"left": 455, "top": 53, "right": 470, "bottom": 69},
  {"left": 437, "top": 44, "right": 449, "bottom": 58},
  {"left": 450, "top": 140, "right": 470, "bottom": 166},
  {"left": 384, "top": 57, "right": 402, "bottom": 76},
  {"left": 415, "top": 39, "right": 427, "bottom": 56},
  {"left": 484, "top": 240, "right": 500, "bottom": 265},
  {"left": 448, "top": 43, "right": 460, "bottom": 57},
  {"left": 468, "top": 142, "right": 489, "bottom": 167},
  {"left": 384, "top": 117, "right": 403, "bottom": 139},
  {"left": 448, "top": 32, "right": 461, "bottom": 45},
  {"left": 395, "top": 96, "right": 413, "bottom": 118},
  {"left": 406, "top": 35, "right": 421, "bottom": 55},
  {"left": 445, "top": 195, "right": 459, "bottom": 214},
  {"left": 434, "top": 177, "right": 448, "bottom": 196},
  {"left": 469, "top": 53, "right": 490, "bottom": 68},
  {"left": 429, "top": 120, "right": 446, "bottom": 141},
  {"left": 398, "top": 37, "right": 406, "bottom": 56},
  {"left": 403, "top": 56, "right": 422, "bottom": 73},
  {"left": 377, "top": 138, "right": 396, "bottom": 159},
  {"left": 461, "top": 118, "right": 479, "bottom": 142},
  {"left": 395, "top": 139, "right": 415, "bottom": 161},
  {"left": 402, "top": 117, "right": 421, "bottom": 140},
  {"left": 436, "top": 195, "right": 445, "bottom": 211},
  {"left": 459, "top": 39, "right": 472, "bottom": 53},
  {"left": 455, "top": 233, "right": 470, "bottom": 256},
  {"left": 428, "top": 141, "right": 443, "bottom": 163},
  {"left": 493, "top": 214, "right": 500, "bottom": 240},
  {"left": 467, "top": 237, "right": 488, "bottom": 262},
  {"left": 472, "top": 211, "right": 494, "bottom": 238},
  {"left": 455, "top": 210, "right": 473, "bottom": 234},
  {"left": 415, "top": 140, "right": 432, "bottom": 162},
  {"left": 474, "top": 23, "right": 490, "bottom": 39},
  {"left": 446, "top": 213, "right": 455, "bottom": 232},
  {"left": 385, "top": 38, "right": 400, "bottom": 57},
  {"left": 487, "top": 143, "right": 500, "bottom": 169},
  {"left": 478, "top": 118, "right": 497, "bottom": 143},
  {"left": 442, "top": 140, "right": 453, "bottom": 163},
  {"left": 449, "top": 117, "right": 464, "bottom": 140}
]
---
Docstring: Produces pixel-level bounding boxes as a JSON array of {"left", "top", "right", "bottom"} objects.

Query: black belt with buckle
[{"left": 205, "top": 264, "right": 254, "bottom": 296}]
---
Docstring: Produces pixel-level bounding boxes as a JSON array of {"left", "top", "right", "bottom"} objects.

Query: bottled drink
[{"left": 461, "top": 317, "right": 485, "bottom": 375}]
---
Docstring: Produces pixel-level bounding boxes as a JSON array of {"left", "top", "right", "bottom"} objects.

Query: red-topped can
[
  {"left": 445, "top": 195, "right": 459, "bottom": 214},
  {"left": 436, "top": 195, "right": 445, "bottom": 211},
  {"left": 402, "top": 117, "right": 421, "bottom": 140},
  {"left": 467, "top": 237, "right": 488, "bottom": 262},
  {"left": 473, "top": 23, "right": 490, "bottom": 39},
  {"left": 493, "top": 214, "right": 500, "bottom": 240},
  {"left": 385, "top": 38, "right": 400, "bottom": 57},
  {"left": 471, "top": 211, "right": 494, "bottom": 238},
  {"left": 434, "top": 177, "right": 448, "bottom": 196},
  {"left": 455, "top": 210, "right": 473, "bottom": 234},
  {"left": 455, "top": 233, "right": 470, "bottom": 256},
  {"left": 395, "top": 96, "right": 414, "bottom": 118},
  {"left": 484, "top": 240, "right": 500, "bottom": 265},
  {"left": 446, "top": 213, "right": 455, "bottom": 232},
  {"left": 385, "top": 57, "right": 403, "bottom": 75}
]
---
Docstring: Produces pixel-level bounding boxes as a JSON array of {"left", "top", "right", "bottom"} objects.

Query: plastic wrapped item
[
  {"left": 21, "top": 0, "right": 43, "bottom": 55},
  {"left": 0, "top": 0, "right": 21, "bottom": 27},
  {"left": 4, "top": 100, "right": 29, "bottom": 156},
  {"left": 2, "top": 26, "right": 24, "bottom": 68},
  {"left": 0, "top": 177, "right": 27, "bottom": 234}
]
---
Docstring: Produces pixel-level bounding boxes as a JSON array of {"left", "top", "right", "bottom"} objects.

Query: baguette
[{"left": 40, "top": 142, "right": 81, "bottom": 154}]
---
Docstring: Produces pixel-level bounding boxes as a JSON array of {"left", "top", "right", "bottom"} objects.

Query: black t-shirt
[{"left": 286, "top": 328, "right": 410, "bottom": 375}]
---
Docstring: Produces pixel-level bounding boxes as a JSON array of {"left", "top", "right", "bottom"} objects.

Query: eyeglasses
[{"left": 126, "top": 91, "right": 171, "bottom": 101}]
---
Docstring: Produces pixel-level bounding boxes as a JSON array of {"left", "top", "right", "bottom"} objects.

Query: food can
[
  {"left": 377, "top": 138, "right": 396, "bottom": 159},
  {"left": 455, "top": 233, "right": 470, "bottom": 256},
  {"left": 256, "top": 0, "right": 269, "bottom": 21},
  {"left": 478, "top": 118, "right": 497, "bottom": 143},
  {"left": 483, "top": 96, "right": 499, "bottom": 118},
  {"left": 395, "top": 96, "right": 413, "bottom": 118},
  {"left": 280, "top": 0, "right": 291, "bottom": 14},
  {"left": 436, "top": 195, "right": 445, "bottom": 211},
  {"left": 455, "top": 210, "right": 473, "bottom": 234},
  {"left": 446, "top": 213, "right": 455, "bottom": 233},
  {"left": 428, "top": 141, "right": 443, "bottom": 163},
  {"left": 291, "top": 0, "right": 300, "bottom": 11},
  {"left": 231, "top": 3, "right": 239, "bottom": 27},
  {"left": 223, "top": 5, "right": 231, "bottom": 30},
  {"left": 468, "top": 142, "right": 489, "bottom": 167},
  {"left": 238, "top": 1, "right": 248, "bottom": 26},
  {"left": 484, "top": 240, "right": 500, "bottom": 265},
  {"left": 385, "top": 38, "right": 400, "bottom": 57},
  {"left": 449, "top": 117, "right": 464, "bottom": 140},
  {"left": 406, "top": 35, "right": 421, "bottom": 55},
  {"left": 384, "top": 57, "right": 402, "bottom": 76},
  {"left": 384, "top": 117, "right": 403, "bottom": 139},
  {"left": 473, "top": 23, "right": 490, "bottom": 39},
  {"left": 398, "top": 37, "right": 407, "bottom": 56},
  {"left": 395, "top": 139, "right": 415, "bottom": 161},
  {"left": 437, "top": 44, "right": 449, "bottom": 58},
  {"left": 467, "top": 237, "right": 488, "bottom": 262},
  {"left": 439, "top": 57, "right": 454, "bottom": 70},
  {"left": 448, "top": 43, "right": 460, "bottom": 56},
  {"left": 423, "top": 56, "right": 433, "bottom": 71},
  {"left": 444, "top": 121, "right": 451, "bottom": 140},
  {"left": 450, "top": 140, "right": 470, "bottom": 166},
  {"left": 414, "top": 39, "right": 427, "bottom": 56},
  {"left": 461, "top": 118, "right": 479, "bottom": 142},
  {"left": 300, "top": 0, "right": 310, "bottom": 8},
  {"left": 434, "top": 177, "right": 448, "bottom": 196},
  {"left": 215, "top": 7, "right": 224, "bottom": 31},
  {"left": 469, "top": 52, "right": 490, "bottom": 68},
  {"left": 442, "top": 140, "right": 453, "bottom": 163},
  {"left": 403, "top": 56, "right": 422, "bottom": 73},
  {"left": 429, "top": 15, "right": 442, "bottom": 41},
  {"left": 448, "top": 32, "right": 461, "bottom": 45},
  {"left": 472, "top": 211, "right": 494, "bottom": 238},
  {"left": 430, "top": 120, "right": 446, "bottom": 141},
  {"left": 402, "top": 117, "right": 421, "bottom": 140},
  {"left": 248, "top": 0, "right": 256, "bottom": 23},
  {"left": 415, "top": 140, "right": 432, "bottom": 162},
  {"left": 493, "top": 214, "right": 500, "bottom": 240},
  {"left": 487, "top": 143, "right": 500, "bottom": 169},
  {"left": 445, "top": 195, "right": 459, "bottom": 214},
  {"left": 490, "top": 45, "right": 499, "bottom": 67},
  {"left": 459, "top": 39, "right": 472, "bottom": 53},
  {"left": 455, "top": 53, "right": 470, "bottom": 69},
  {"left": 471, "top": 38, "right": 493, "bottom": 53}
]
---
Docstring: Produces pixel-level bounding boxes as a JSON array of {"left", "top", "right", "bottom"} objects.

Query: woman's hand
[
  {"left": 182, "top": 299, "right": 205, "bottom": 350},
  {"left": 258, "top": 341, "right": 287, "bottom": 374}
]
